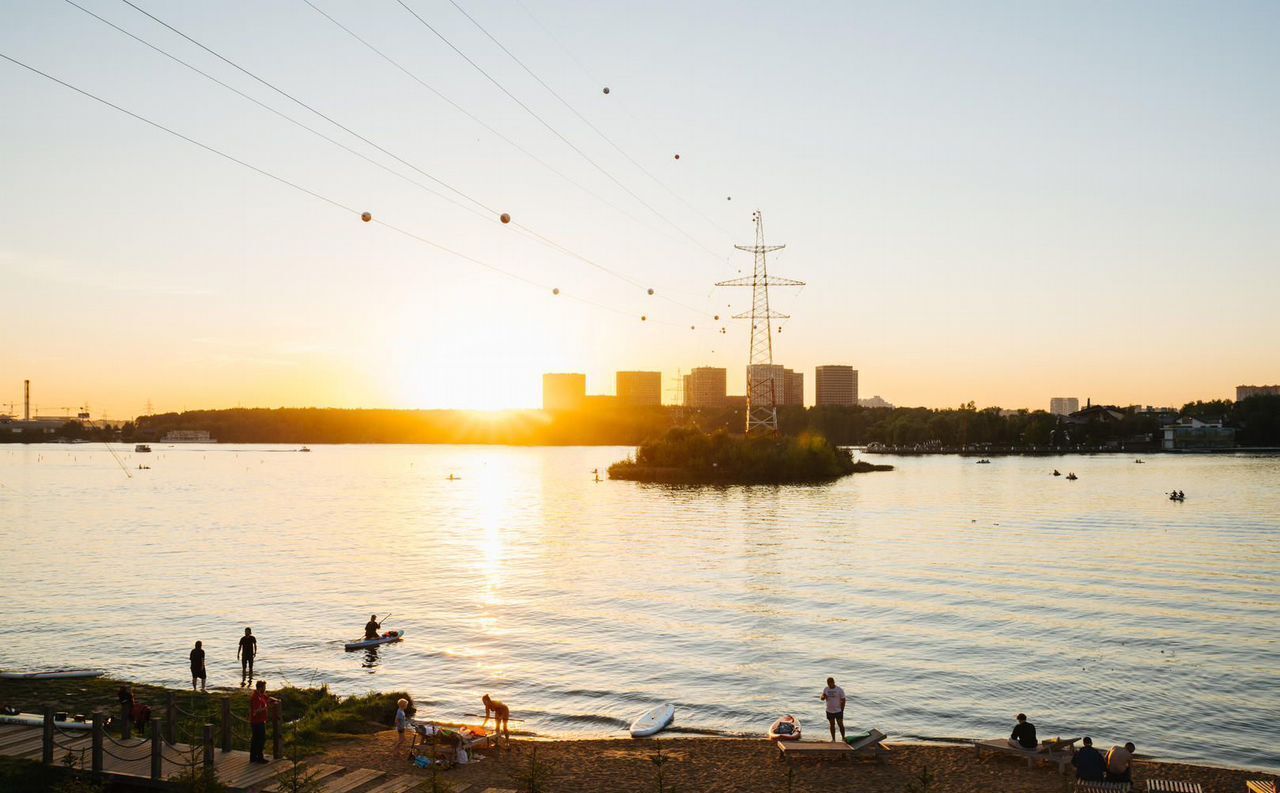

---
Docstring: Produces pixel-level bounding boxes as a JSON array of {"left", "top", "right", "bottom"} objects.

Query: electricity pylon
[{"left": 716, "top": 211, "right": 804, "bottom": 434}]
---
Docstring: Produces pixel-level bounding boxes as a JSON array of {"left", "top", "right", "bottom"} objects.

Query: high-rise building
[
  {"left": 542, "top": 373, "right": 586, "bottom": 411},
  {"left": 1049, "top": 397, "right": 1080, "bottom": 416},
  {"left": 746, "top": 364, "right": 786, "bottom": 407},
  {"left": 784, "top": 369, "right": 804, "bottom": 406},
  {"left": 815, "top": 365, "right": 858, "bottom": 406},
  {"left": 1237, "top": 384, "right": 1280, "bottom": 401},
  {"left": 685, "top": 367, "right": 727, "bottom": 408},
  {"left": 616, "top": 371, "right": 662, "bottom": 406}
]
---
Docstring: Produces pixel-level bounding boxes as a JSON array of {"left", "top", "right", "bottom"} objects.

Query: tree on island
[{"left": 608, "top": 426, "right": 890, "bottom": 485}]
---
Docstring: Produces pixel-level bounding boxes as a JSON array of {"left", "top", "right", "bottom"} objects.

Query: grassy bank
[{"left": 0, "top": 676, "right": 410, "bottom": 751}]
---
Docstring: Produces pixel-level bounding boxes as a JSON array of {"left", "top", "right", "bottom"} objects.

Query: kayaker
[
  {"left": 189, "top": 641, "right": 206, "bottom": 692},
  {"left": 364, "top": 615, "right": 382, "bottom": 641},
  {"left": 481, "top": 694, "right": 510, "bottom": 741},
  {"left": 820, "top": 677, "right": 847, "bottom": 741},
  {"left": 238, "top": 628, "right": 257, "bottom": 680}
]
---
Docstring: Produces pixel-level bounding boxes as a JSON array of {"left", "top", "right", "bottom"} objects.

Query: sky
[{"left": 2, "top": 0, "right": 1278, "bottom": 417}]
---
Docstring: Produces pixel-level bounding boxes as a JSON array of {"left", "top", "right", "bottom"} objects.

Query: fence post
[
  {"left": 91, "top": 711, "right": 104, "bottom": 774},
  {"left": 150, "top": 717, "right": 162, "bottom": 780},
  {"left": 203, "top": 724, "right": 214, "bottom": 770},
  {"left": 165, "top": 692, "right": 177, "bottom": 745},
  {"left": 220, "top": 697, "right": 232, "bottom": 752},
  {"left": 41, "top": 705, "right": 54, "bottom": 766},
  {"left": 120, "top": 699, "right": 131, "bottom": 740},
  {"left": 271, "top": 701, "right": 282, "bottom": 760}
]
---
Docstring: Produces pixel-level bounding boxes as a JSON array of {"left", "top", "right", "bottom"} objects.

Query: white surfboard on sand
[{"left": 629, "top": 703, "right": 675, "bottom": 738}]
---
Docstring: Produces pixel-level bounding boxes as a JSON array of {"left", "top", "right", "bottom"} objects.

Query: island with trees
[{"left": 606, "top": 426, "right": 892, "bottom": 485}]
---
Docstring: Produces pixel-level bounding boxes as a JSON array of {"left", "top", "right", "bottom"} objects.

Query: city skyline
[{"left": 2, "top": 2, "right": 1278, "bottom": 417}]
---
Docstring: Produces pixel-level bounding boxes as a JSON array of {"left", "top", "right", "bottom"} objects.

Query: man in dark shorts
[
  {"left": 1008, "top": 713, "right": 1039, "bottom": 750},
  {"left": 238, "top": 628, "right": 257, "bottom": 681},
  {"left": 820, "top": 677, "right": 847, "bottom": 741},
  {"left": 364, "top": 615, "right": 381, "bottom": 641},
  {"left": 189, "top": 641, "right": 206, "bottom": 691}
]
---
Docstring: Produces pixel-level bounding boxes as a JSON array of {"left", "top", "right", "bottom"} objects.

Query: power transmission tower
[{"left": 716, "top": 211, "right": 804, "bottom": 434}]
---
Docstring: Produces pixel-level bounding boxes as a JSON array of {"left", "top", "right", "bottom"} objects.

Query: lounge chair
[
  {"left": 973, "top": 736, "right": 1079, "bottom": 773},
  {"left": 846, "top": 729, "right": 891, "bottom": 762},
  {"left": 1246, "top": 782, "right": 1276, "bottom": 793},
  {"left": 1147, "top": 782, "right": 1203, "bottom": 793},
  {"left": 1075, "top": 782, "right": 1130, "bottom": 792}
]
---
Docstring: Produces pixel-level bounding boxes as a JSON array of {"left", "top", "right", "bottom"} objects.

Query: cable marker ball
[
  {"left": 552, "top": 288, "right": 560, "bottom": 295},
  {"left": 500, "top": 212, "right": 511, "bottom": 224},
  {"left": 602, "top": 87, "right": 610, "bottom": 94},
  {"left": 360, "top": 211, "right": 372, "bottom": 222}
]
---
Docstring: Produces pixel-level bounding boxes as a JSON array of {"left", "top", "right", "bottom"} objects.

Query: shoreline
[
  {"left": 4, "top": 676, "right": 1277, "bottom": 778},
  {"left": 321, "top": 733, "right": 1279, "bottom": 793}
]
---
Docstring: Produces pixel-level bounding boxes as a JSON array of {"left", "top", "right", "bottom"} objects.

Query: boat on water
[
  {"left": 134, "top": 444, "right": 151, "bottom": 453},
  {"left": 768, "top": 714, "right": 801, "bottom": 741},
  {"left": 629, "top": 703, "right": 675, "bottom": 737},
  {"left": 299, "top": 446, "right": 311, "bottom": 453},
  {"left": 1066, "top": 473, "right": 1078, "bottom": 480},
  {"left": 344, "top": 630, "right": 404, "bottom": 652},
  {"left": 0, "top": 669, "right": 104, "bottom": 681}
]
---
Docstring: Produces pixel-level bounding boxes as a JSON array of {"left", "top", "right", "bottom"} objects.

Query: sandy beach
[{"left": 321, "top": 731, "right": 1278, "bottom": 793}]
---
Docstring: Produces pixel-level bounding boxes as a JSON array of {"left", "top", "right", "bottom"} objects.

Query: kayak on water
[
  {"left": 0, "top": 669, "right": 105, "bottom": 680},
  {"left": 768, "top": 714, "right": 802, "bottom": 741},
  {"left": 629, "top": 703, "right": 675, "bottom": 738},
  {"left": 344, "top": 630, "right": 404, "bottom": 652},
  {"left": 0, "top": 712, "right": 94, "bottom": 729}
]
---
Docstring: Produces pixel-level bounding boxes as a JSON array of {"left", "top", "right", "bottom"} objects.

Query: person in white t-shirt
[{"left": 820, "top": 676, "right": 847, "bottom": 741}]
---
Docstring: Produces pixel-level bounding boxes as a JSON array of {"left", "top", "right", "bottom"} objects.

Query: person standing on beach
[
  {"left": 238, "top": 628, "right": 257, "bottom": 682},
  {"left": 1008, "top": 713, "right": 1038, "bottom": 750},
  {"left": 189, "top": 641, "right": 206, "bottom": 692},
  {"left": 394, "top": 698, "right": 409, "bottom": 752},
  {"left": 481, "top": 694, "right": 510, "bottom": 741},
  {"left": 820, "top": 677, "right": 846, "bottom": 741},
  {"left": 248, "top": 680, "right": 271, "bottom": 763}
]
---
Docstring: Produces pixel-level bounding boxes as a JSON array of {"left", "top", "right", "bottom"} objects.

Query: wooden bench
[
  {"left": 1147, "top": 781, "right": 1202, "bottom": 793},
  {"left": 973, "top": 738, "right": 1076, "bottom": 773},
  {"left": 1246, "top": 782, "right": 1276, "bottom": 793},
  {"left": 1075, "top": 782, "right": 1130, "bottom": 792},
  {"left": 776, "top": 741, "right": 856, "bottom": 765}
]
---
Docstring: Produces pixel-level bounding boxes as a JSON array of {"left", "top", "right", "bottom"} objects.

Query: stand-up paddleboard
[
  {"left": 768, "top": 714, "right": 802, "bottom": 741},
  {"left": 629, "top": 703, "right": 675, "bottom": 738},
  {"left": 0, "top": 713, "right": 94, "bottom": 729},
  {"left": 0, "top": 669, "right": 104, "bottom": 680},
  {"left": 344, "top": 630, "right": 404, "bottom": 651}
]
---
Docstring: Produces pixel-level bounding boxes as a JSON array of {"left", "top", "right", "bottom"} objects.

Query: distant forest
[{"left": 103, "top": 396, "right": 1280, "bottom": 448}]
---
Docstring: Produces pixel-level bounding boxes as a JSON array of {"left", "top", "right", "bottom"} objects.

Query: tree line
[{"left": 5, "top": 395, "right": 1277, "bottom": 447}]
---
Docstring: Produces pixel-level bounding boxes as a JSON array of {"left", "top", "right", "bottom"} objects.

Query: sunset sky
[{"left": 2, "top": 0, "right": 1277, "bottom": 417}]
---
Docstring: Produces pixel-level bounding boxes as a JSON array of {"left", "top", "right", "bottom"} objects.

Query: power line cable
[
  {"left": 392, "top": 0, "right": 725, "bottom": 263},
  {"left": 445, "top": 0, "right": 737, "bottom": 240},
  {"left": 109, "top": 0, "right": 712, "bottom": 315},
  {"left": 298, "top": 0, "right": 672, "bottom": 250},
  {"left": 0, "top": 50, "right": 681, "bottom": 327},
  {"left": 61, "top": 0, "right": 489, "bottom": 224}
]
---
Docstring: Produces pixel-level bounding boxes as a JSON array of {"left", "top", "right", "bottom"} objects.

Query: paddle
[{"left": 463, "top": 712, "right": 525, "bottom": 722}]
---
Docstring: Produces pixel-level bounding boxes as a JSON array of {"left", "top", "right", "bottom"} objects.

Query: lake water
[{"left": 0, "top": 444, "right": 1276, "bottom": 770}]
